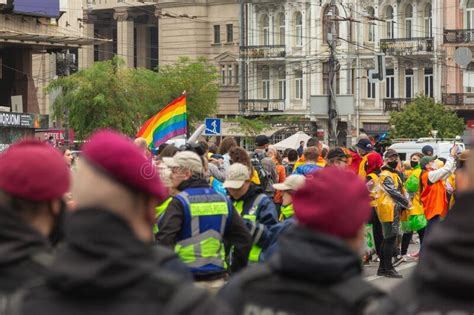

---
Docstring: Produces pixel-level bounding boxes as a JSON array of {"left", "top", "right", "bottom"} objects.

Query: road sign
[{"left": 204, "top": 118, "right": 221, "bottom": 136}]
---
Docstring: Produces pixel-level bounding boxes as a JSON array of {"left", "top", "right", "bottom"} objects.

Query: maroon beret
[
  {"left": 0, "top": 140, "right": 70, "bottom": 201},
  {"left": 82, "top": 130, "right": 167, "bottom": 201},
  {"left": 293, "top": 167, "right": 371, "bottom": 238}
]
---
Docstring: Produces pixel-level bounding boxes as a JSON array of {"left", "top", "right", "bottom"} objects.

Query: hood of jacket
[
  {"left": 268, "top": 225, "right": 362, "bottom": 285},
  {"left": 0, "top": 205, "right": 50, "bottom": 266},
  {"left": 47, "top": 208, "right": 156, "bottom": 296},
  {"left": 415, "top": 192, "right": 474, "bottom": 299}
]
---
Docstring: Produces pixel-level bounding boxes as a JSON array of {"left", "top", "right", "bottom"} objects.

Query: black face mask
[
  {"left": 387, "top": 161, "right": 398, "bottom": 169},
  {"left": 410, "top": 161, "right": 419, "bottom": 168},
  {"left": 49, "top": 201, "right": 67, "bottom": 247}
]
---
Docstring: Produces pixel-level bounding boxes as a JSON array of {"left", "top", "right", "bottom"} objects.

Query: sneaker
[
  {"left": 384, "top": 269, "right": 403, "bottom": 279},
  {"left": 376, "top": 267, "right": 386, "bottom": 277},
  {"left": 392, "top": 255, "right": 405, "bottom": 267}
]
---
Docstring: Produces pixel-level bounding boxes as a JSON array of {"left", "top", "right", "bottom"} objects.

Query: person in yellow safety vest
[
  {"left": 156, "top": 151, "right": 252, "bottom": 289},
  {"left": 293, "top": 137, "right": 327, "bottom": 171},
  {"left": 224, "top": 163, "right": 279, "bottom": 264}
]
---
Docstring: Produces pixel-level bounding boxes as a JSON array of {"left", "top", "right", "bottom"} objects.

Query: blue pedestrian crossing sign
[{"left": 204, "top": 118, "right": 221, "bottom": 136}]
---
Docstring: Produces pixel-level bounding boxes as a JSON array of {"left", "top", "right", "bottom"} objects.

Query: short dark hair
[
  {"left": 410, "top": 152, "right": 424, "bottom": 160},
  {"left": 307, "top": 137, "right": 320, "bottom": 148},
  {"left": 303, "top": 147, "right": 320, "bottom": 162},
  {"left": 287, "top": 149, "right": 298, "bottom": 162}
]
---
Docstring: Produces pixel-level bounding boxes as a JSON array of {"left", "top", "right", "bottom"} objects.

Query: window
[
  {"left": 214, "top": 25, "right": 221, "bottom": 44},
  {"left": 386, "top": 6, "right": 395, "bottom": 39},
  {"left": 295, "top": 12, "right": 303, "bottom": 46},
  {"left": 262, "top": 66, "right": 270, "bottom": 99},
  {"left": 367, "top": 7, "right": 375, "bottom": 42},
  {"left": 295, "top": 70, "right": 303, "bottom": 99},
  {"left": 261, "top": 15, "right": 270, "bottom": 45},
  {"left": 221, "top": 66, "right": 226, "bottom": 85},
  {"left": 278, "top": 80, "right": 286, "bottom": 99},
  {"left": 424, "top": 5, "right": 432, "bottom": 37},
  {"left": 226, "top": 24, "right": 233, "bottom": 42},
  {"left": 227, "top": 66, "right": 233, "bottom": 85},
  {"left": 277, "top": 13, "right": 285, "bottom": 45},
  {"left": 367, "top": 70, "right": 375, "bottom": 99},
  {"left": 424, "top": 68, "right": 433, "bottom": 97},
  {"left": 235, "top": 65, "right": 239, "bottom": 85},
  {"left": 405, "top": 69, "right": 414, "bottom": 98},
  {"left": 405, "top": 5, "right": 413, "bottom": 39},
  {"left": 323, "top": 5, "right": 339, "bottom": 44},
  {"left": 467, "top": 0, "right": 474, "bottom": 29},
  {"left": 386, "top": 69, "right": 395, "bottom": 98},
  {"left": 465, "top": 63, "right": 474, "bottom": 92}
]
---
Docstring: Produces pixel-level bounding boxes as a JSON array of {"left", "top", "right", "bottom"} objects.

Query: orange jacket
[
  {"left": 273, "top": 162, "right": 286, "bottom": 204},
  {"left": 421, "top": 171, "right": 448, "bottom": 220}
]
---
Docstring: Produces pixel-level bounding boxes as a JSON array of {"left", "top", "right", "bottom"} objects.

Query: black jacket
[
  {"left": 156, "top": 178, "right": 252, "bottom": 275},
  {"left": 0, "top": 205, "right": 52, "bottom": 293},
  {"left": 15, "top": 208, "right": 230, "bottom": 315},
  {"left": 374, "top": 192, "right": 474, "bottom": 314},
  {"left": 219, "top": 225, "right": 381, "bottom": 314}
]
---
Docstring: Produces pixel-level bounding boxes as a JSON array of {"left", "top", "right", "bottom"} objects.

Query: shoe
[
  {"left": 384, "top": 269, "right": 403, "bottom": 279},
  {"left": 392, "top": 255, "right": 405, "bottom": 267},
  {"left": 376, "top": 267, "right": 386, "bottom": 276}
]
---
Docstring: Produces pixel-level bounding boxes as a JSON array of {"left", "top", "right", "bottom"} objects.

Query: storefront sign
[{"left": 0, "top": 112, "right": 34, "bottom": 128}]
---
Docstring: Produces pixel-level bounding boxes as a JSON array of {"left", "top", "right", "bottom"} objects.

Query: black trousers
[
  {"left": 380, "top": 236, "right": 397, "bottom": 272},
  {"left": 369, "top": 208, "right": 383, "bottom": 257}
]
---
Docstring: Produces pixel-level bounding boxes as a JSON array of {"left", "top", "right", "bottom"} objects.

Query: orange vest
[{"left": 421, "top": 171, "right": 448, "bottom": 220}]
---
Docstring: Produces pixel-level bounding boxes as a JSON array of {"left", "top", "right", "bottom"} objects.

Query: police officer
[
  {"left": 0, "top": 140, "right": 70, "bottom": 294},
  {"left": 157, "top": 151, "right": 251, "bottom": 290},
  {"left": 13, "top": 130, "right": 229, "bottom": 315},
  {"left": 219, "top": 168, "right": 382, "bottom": 314},
  {"left": 223, "top": 163, "right": 279, "bottom": 264}
]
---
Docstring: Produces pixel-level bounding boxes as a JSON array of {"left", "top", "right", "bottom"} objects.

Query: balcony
[
  {"left": 442, "top": 93, "right": 474, "bottom": 109},
  {"left": 380, "top": 37, "right": 433, "bottom": 56},
  {"left": 444, "top": 29, "right": 474, "bottom": 44},
  {"left": 240, "top": 45, "right": 286, "bottom": 60},
  {"left": 240, "top": 99, "right": 285, "bottom": 114},
  {"left": 383, "top": 98, "right": 412, "bottom": 112}
]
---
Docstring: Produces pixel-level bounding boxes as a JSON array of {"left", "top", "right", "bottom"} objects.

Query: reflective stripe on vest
[
  {"left": 153, "top": 197, "right": 172, "bottom": 234},
  {"left": 175, "top": 188, "right": 230, "bottom": 272},
  {"left": 279, "top": 204, "right": 294, "bottom": 221},
  {"left": 233, "top": 194, "right": 266, "bottom": 263}
]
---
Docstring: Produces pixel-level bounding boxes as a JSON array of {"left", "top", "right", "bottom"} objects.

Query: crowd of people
[{"left": 0, "top": 129, "right": 473, "bottom": 315}]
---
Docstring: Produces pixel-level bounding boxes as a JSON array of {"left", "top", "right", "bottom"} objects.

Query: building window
[
  {"left": 221, "top": 66, "right": 226, "bottom": 85},
  {"left": 227, "top": 66, "right": 233, "bottom": 85},
  {"left": 262, "top": 66, "right": 270, "bottom": 99},
  {"left": 405, "top": 5, "right": 413, "bottom": 39},
  {"left": 467, "top": 0, "right": 474, "bottom": 29},
  {"left": 226, "top": 24, "right": 233, "bottom": 43},
  {"left": 424, "top": 4, "right": 432, "bottom": 37},
  {"left": 295, "top": 70, "right": 303, "bottom": 99},
  {"left": 278, "top": 80, "right": 286, "bottom": 99},
  {"left": 367, "top": 70, "right": 375, "bottom": 99},
  {"left": 367, "top": 7, "right": 375, "bottom": 42},
  {"left": 261, "top": 15, "right": 270, "bottom": 45},
  {"left": 424, "top": 68, "right": 433, "bottom": 97},
  {"left": 235, "top": 65, "right": 239, "bottom": 85},
  {"left": 295, "top": 12, "right": 303, "bottom": 47},
  {"left": 405, "top": 69, "right": 414, "bottom": 98},
  {"left": 386, "top": 6, "right": 395, "bottom": 39},
  {"left": 323, "top": 5, "right": 339, "bottom": 44},
  {"left": 277, "top": 13, "right": 285, "bottom": 45},
  {"left": 464, "top": 63, "right": 474, "bottom": 92},
  {"left": 214, "top": 25, "right": 221, "bottom": 44},
  {"left": 386, "top": 68, "right": 395, "bottom": 98}
]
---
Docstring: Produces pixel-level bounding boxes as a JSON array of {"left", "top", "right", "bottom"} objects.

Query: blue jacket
[{"left": 293, "top": 164, "right": 321, "bottom": 176}]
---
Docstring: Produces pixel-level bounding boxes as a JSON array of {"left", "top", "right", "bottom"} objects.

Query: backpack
[
  {"left": 235, "top": 264, "right": 384, "bottom": 315},
  {"left": 251, "top": 152, "right": 274, "bottom": 194}
]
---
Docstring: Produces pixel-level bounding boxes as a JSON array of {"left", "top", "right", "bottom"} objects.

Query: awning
[{"left": 0, "top": 29, "right": 110, "bottom": 48}]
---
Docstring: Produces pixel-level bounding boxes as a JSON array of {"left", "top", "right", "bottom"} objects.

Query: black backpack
[{"left": 251, "top": 152, "right": 274, "bottom": 194}]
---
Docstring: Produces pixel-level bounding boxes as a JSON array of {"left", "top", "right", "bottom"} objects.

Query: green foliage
[
  {"left": 47, "top": 57, "right": 219, "bottom": 140},
  {"left": 390, "top": 96, "right": 465, "bottom": 139},
  {"left": 226, "top": 116, "right": 271, "bottom": 137}
]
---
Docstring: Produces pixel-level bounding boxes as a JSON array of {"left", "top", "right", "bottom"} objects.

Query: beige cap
[
  {"left": 273, "top": 174, "right": 306, "bottom": 191},
  {"left": 223, "top": 163, "right": 251, "bottom": 189},
  {"left": 163, "top": 151, "right": 204, "bottom": 174}
]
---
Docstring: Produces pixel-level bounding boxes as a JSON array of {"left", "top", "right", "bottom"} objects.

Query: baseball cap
[
  {"left": 273, "top": 174, "right": 306, "bottom": 191},
  {"left": 420, "top": 156, "right": 437, "bottom": 170},
  {"left": 383, "top": 149, "right": 399, "bottom": 159},
  {"left": 0, "top": 140, "right": 70, "bottom": 202},
  {"left": 223, "top": 163, "right": 251, "bottom": 189},
  {"left": 293, "top": 168, "right": 371, "bottom": 238},
  {"left": 82, "top": 130, "right": 167, "bottom": 201},
  {"left": 356, "top": 138, "right": 374, "bottom": 152},
  {"left": 327, "top": 148, "right": 350, "bottom": 160},
  {"left": 163, "top": 151, "right": 204, "bottom": 174},
  {"left": 422, "top": 145, "right": 434, "bottom": 156},
  {"left": 255, "top": 135, "right": 270, "bottom": 147}
]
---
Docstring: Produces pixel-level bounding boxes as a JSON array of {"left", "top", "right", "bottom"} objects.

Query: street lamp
[{"left": 431, "top": 130, "right": 438, "bottom": 142}]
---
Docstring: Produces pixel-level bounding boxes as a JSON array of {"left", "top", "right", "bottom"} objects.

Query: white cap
[
  {"left": 273, "top": 174, "right": 306, "bottom": 191},
  {"left": 223, "top": 163, "right": 251, "bottom": 189},
  {"left": 163, "top": 151, "right": 204, "bottom": 174}
]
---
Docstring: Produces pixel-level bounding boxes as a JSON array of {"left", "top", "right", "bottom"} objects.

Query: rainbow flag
[{"left": 136, "top": 95, "right": 187, "bottom": 148}]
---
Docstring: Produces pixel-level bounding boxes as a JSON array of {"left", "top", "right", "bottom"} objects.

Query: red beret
[
  {"left": 0, "top": 140, "right": 70, "bottom": 201},
  {"left": 365, "top": 152, "right": 383, "bottom": 175},
  {"left": 293, "top": 167, "right": 371, "bottom": 238},
  {"left": 82, "top": 130, "right": 167, "bottom": 201}
]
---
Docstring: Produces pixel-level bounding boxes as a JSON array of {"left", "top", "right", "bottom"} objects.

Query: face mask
[
  {"left": 410, "top": 161, "right": 419, "bottom": 168},
  {"left": 387, "top": 161, "right": 398, "bottom": 169},
  {"left": 49, "top": 201, "right": 66, "bottom": 247}
]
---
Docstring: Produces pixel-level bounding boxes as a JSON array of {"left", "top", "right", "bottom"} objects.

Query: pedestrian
[
  {"left": 267, "top": 146, "right": 286, "bottom": 215},
  {"left": 422, "top": 145, "right": 434, "bottom": 157},
  {"left": 356, "top": 138, "right": 379, "bottom": 178},
  {"left": 372, "top": 150, "right": 474, "bottom": 314},
  {"left": 134, "top": 137, "right": 150, "bottom": 158},
  {"left": 219, "top": 168, "right": 383, "bottom": 314},
  {"left": 294, "top": 147, "right": 322, "bottom": 176},
  {"left": 297, "top": 140, "right": 304, "bottom": 157},
  {"left": 326, "top": 147, "right": 351, "bottom": 169},
  {"left": 157, "top": 151, "right": 251, "bottom": 291},
  {"left": 251, "top": 135, "right": 278, "bottom": 198},
  {"left": 218, "top": 137, "right": 238, "bottom": 172},
  {"left": 285, "top": 149, "right": 298, "bottom": 175},
  {"left": 199, "top": 141, "right": 226, "bottom": 182},
  {"left": 7, "top": 130, "right": 231, "bottom": 315},
  {"left": 0, "top": 140, "right": 70, "bottom": 294},
  {"left": 376, "top": 149, "right": 409, "bottom": 278},
  {"left": 420, "top": 145, "right": 458, "bottom": 239},
  {"left": 223, "top": 163, "right": 279, "bottom": 264},
  {"left": 59, "top": 146, "right": 74, "bottom": 169},
  {"left": 229, "top": 146, "right": 261, "bottom": 185},
  {"left": 293, "top": 137, "right": 326, "bottom": 170}
]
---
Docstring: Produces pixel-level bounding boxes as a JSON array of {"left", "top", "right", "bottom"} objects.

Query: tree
[{"left": 390, "top": 96, "right": 465, "bottom": 139}]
